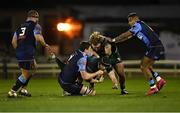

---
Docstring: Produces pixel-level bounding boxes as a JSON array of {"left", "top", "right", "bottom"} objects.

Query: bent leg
[
  {"left": 140, "top": 56, "right": 155, "bottom": 80},
  {"left": 140, "top": 56, "right": 159, "bottom": 95}
]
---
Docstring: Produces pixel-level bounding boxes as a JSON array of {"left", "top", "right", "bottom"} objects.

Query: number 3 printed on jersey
[{"left": 19, "top": 27, "right": 26, "bottom": 36}]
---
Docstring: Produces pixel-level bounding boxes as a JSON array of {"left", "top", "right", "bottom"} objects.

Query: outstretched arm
[
  {"left": 34, "top": 34, "right": 48, "bottom": 47},
  {"left": 99, "top": 35, "right": 112, "bottom": 42},
  {"left": 34, "top": 34, "right": 52, "bottom": 53},
  {"left": 112, "top": 31, "right": 133, "bottom": 43},
  {"left": 34, "top": 24, "right": 52, "bottom": 53},
  {"left": 98, "top": 31, "right": 132, "bottom": 43}
]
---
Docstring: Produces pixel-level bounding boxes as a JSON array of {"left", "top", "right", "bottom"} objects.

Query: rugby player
[
  {"left": 111, "top": 12, "right": 166, "bottom": 95},
  {"left": 58, "top": 41, "right": 104, "bottom": 96},
  {"left": 89, "top": 32, "right": 128, "bottom": 94},
  {"left": 8, "top": 10, "right": 51, "bottom": 97}
]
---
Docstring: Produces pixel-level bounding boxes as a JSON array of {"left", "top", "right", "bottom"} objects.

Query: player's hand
[
  {"left": 45, "top": 44, "right": 52, "bottom": 53},
  {"left": 96, "top": 70, "right": 104, "bottom": 76},
  {"left": 49, "top": 52, "right": 56, "bottom": 59},
  {"left": 106, "top": 37, "right": 112, "bottom": 42},
  {"left": 99, "top": 35, "right": 112, "bottom": 42},
  {"left": 111, "top": 38, "right": 116, "bottom": 42},
  {"left": 92, "top": 51, "right": 100, "bottom": 58}
]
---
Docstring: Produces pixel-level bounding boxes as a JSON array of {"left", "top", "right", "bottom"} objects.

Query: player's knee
[
  {"left": 116, "top": 63, "right": 124, "bottom": 69},
  {"left": 140, "top": 65, "right": 148, "bottom": 72},
  {"left": 116, "top": 63, "right": 125, "bottom": 73}
]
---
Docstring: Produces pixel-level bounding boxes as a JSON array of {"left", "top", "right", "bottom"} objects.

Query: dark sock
[
  {"left": 114, "top": 67, "right": 126, "bottom": 90},
  {"left": 119, "top": 76, "right": 125, "bottom": 90},
  {"left": 149, "top": 68, "right": 159, "bottom": 79},
  {"left": 12, "top": 75, "right": 26, "bottom": 91}
]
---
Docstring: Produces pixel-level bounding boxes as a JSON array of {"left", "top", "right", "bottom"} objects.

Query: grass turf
[{"left": 0, "top": 76, "right": 180, "bottom": 112}]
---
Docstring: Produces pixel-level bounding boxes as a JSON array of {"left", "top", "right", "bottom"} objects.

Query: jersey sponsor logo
[{"left": 137, "top": 33, "right": 143, "bottom": 40}]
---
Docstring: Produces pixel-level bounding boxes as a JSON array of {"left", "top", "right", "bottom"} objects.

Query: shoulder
[
  {"left": 34, "top": 24, "right": 42, "bottom": 34},
  {"left": 79, "top": 55, "right": 87, "bottom": 62},
  {"left": 132, "top": 22, "right": 141, "bottom": 28},
  {"left": 80, "top": 56, "right": 87, "bottom": 62},
  {"left": 77, "top": 56, "right": 87, "bottom": 66},
  {"left": 35, "top": 24, "right": 42, "bottom": 29},
  {"left": 130, "top": 22, "right": 142, "bottom": 32}
]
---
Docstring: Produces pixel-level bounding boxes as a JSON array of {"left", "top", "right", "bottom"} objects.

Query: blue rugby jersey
[
  {"left": 129, "top": 21, "right": 162, "bottom": 48},
  {"left": 14, "top": 21, "right": 42, "bottom": 61},
  {"left": 60, "top": 50, "right": 87, "bottom": 83}
]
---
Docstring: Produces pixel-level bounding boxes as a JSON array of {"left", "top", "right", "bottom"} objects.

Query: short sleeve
[
  {"left": 77, "top": 56, "right": 87, "bottom": 71},
  {"left": 13, "top": 32, "right": 17, "bottom": 38},
  {"left": 129, "top": 23, "right": 141, "bottom": 36},
  {"left": 34, "top": 24, "right": 42, "bottom": 35}
]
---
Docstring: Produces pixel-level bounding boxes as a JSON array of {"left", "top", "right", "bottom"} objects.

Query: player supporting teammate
[
  {"left": 58, "top": 41, "right": 104, "bottom": 96},
  {"left": 89, "top": 32, "right": 128, "bottom": 94},
  {"left": 8, "top": 10, "right": 51, "bottom": 97},
  {"left": 110, "top": 12, "right": 166, "bottom": 95}
]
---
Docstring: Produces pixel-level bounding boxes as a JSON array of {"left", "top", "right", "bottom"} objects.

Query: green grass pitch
[{"left": 0, "top": 76, "right": 180, "bottom": 112}]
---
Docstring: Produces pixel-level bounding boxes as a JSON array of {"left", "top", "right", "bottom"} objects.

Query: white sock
[
  {"left": 156, "top": 76, "right": 162, "bottom": 82},
  {"left": 151, "top": 85, "right": 157, "bottom": 89}
]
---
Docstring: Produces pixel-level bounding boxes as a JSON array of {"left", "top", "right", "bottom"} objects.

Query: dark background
[{"left": 0, "top": 0, "right": 180, "bottom": 61}]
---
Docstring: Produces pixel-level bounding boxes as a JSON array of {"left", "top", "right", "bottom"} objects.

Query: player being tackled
[{"left": 89, "top": 31, "right": 128, "bottom": 94}]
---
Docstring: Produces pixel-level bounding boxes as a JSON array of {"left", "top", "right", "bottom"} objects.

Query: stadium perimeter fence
[{"left": 0, "top": 60, "right": 180, "bottom": 79}]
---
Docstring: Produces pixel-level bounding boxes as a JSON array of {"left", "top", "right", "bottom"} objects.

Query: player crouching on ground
[
  {"left": 51, "top": 48, "right": 104, "bottom": 92},
  {"left": 58, "top": 41, "right": 104, "bottom": 96}
]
